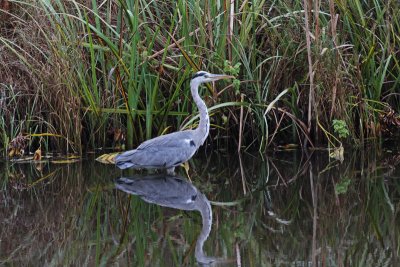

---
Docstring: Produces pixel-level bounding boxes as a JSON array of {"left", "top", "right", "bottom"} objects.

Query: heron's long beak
[{"left": 208, "top": 73, "right": 235, "bottom": 81}]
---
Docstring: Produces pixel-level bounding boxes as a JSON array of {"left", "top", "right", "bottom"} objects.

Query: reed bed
[{"left": 0, "top": 0, "right": 399, "bottom": 155}]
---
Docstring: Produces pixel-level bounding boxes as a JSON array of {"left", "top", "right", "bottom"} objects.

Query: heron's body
[
  {"left": 115, "top": 71, "right": 233, "bottom": 174},
  {"left": 115, "top": 130, "right": 199, "bottom": 171}
]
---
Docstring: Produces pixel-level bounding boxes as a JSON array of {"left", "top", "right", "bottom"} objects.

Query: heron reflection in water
[{"left": 115, "top": 174, "right": 218, "bottom": 265}]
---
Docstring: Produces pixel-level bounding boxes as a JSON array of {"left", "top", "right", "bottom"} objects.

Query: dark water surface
[{"left": 1, "top": 146, "right": 399, "bottom": 266}]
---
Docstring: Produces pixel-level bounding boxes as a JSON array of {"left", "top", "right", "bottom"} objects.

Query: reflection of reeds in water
[
  {"left": 224, "top": 149, "right": 399, "bottom": 266},
  {"left": 1, "top": 148, "right": 399, "bottom": 265}
]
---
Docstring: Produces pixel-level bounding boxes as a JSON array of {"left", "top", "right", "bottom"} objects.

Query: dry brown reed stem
[
  {"left": 303, "top": 0, "right": 315, "bottom": 141},
  {"left": 238, "top": 153, "right": 247, "bottom": 195},
  {"left": 238, "top": 93, "right": 244, "bottom": 152},
  {"left": 228, "top": 0, "right": 234, "bottom": 61},
  {"left": 313, "top": 0, "right": 320, "bottom": 45},
  {"left": 205, "top": 0, "right": 214, "bottom": 49},
  {"left": 329, "top": 0, "right": 339, "bottom": 118}
]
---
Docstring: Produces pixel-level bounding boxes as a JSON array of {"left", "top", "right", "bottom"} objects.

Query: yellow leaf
[
  {"left": 33, "top": 148, "right": 42, "bottom": 161},
  {"left": 35, "top": 163, "right": 44, "bottom": 172},
  {"left": 8, "top": 148, "right": 23, "bottom": 158},
  {"left": 329, "top": 146, "right": 344, "bottom": 162},
  {"left": 95, "top": 153, "right": 119, "bottom": 164},
  {"left": 8, "top": 148, "right": 15, "bottom": 158}
]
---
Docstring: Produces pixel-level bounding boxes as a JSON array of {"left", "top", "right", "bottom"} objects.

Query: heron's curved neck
[{"left": 190, "top": 80, "right": 209, "bottom": 146}]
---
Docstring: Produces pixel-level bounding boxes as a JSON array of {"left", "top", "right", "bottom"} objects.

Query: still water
[{"left": 1, "top": 145, "right": 399, "bottom": 266}]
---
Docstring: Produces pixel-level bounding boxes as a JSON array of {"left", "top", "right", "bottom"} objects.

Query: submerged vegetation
[{"left": 0, "top": 0, "right": 399, "bottom": 155}]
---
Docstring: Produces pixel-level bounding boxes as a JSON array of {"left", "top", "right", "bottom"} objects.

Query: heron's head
[{"left": 191, "top": 71, "right": 234, "bottom": 85}]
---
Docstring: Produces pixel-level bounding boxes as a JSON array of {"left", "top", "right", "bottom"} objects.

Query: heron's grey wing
[
  {"left": 116, "top": 130, "right": 199, "bottom": 169},
  {"left": 137, "top": 130, "right": 197, "bottom": 150},
  {"left": 137, "top": 131, "right": 198, "bottom": 167}
]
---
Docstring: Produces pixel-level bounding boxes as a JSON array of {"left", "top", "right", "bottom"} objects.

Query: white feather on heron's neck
[{"left": 190, "top": 78, "right": 210, "bottom": 147}]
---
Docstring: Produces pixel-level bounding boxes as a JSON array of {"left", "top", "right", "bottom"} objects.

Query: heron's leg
[
  {"left": 182, "top": 162, "right": 192, "bottom": 182},
  {"left": 166, "top": 167, "right": 175, "bottom": 175}
]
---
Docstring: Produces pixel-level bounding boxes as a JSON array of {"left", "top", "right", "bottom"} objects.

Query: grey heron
[
  {"left": 115, "top": 71, "right": 234, "bottom": 174},
  {"left": 115, "top": 174, "right": 217, "bottom": 264}
]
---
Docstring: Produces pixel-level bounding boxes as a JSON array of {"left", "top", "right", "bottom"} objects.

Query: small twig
[{"left": 238, "top": 93, "right": 244, "bottom": 152}]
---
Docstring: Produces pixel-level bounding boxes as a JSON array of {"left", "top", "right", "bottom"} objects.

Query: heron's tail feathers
[{"left": 115, "top": 150, "right": 137, "bottom": 169}]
